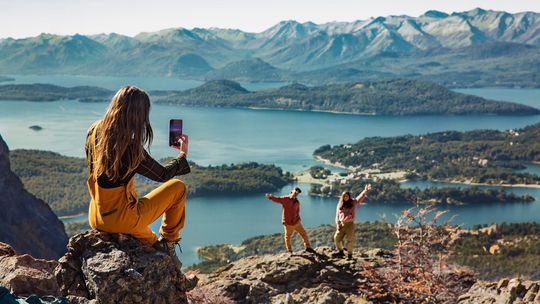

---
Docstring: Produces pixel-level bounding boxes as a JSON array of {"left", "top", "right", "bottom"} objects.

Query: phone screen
[{"left": 169, "top": 119, "right": 183, "bottom": 147}]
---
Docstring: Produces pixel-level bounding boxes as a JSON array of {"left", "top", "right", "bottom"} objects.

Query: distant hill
[
  {"left": 180, "top": 79, "right": 248, "bottom": 96},
  {"left": 1, "top": 9, "right": 540, "bottom": 87},
  {"left": 157, "top": 79, "right": 540, "bottom": 115},
  {"left": 0, "top": 83, "right": 113, "bottom": 102},
  {"left": 206, "top": 58, "right": 287, "bottom": 82},
  {"left": 169, "top": 53, "right": 214, "bottom": 77},
  {"left": 0, "top": 34, "right": 106, "bottom": 74}
]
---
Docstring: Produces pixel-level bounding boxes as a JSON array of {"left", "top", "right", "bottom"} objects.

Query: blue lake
[{"left": 1, "top": 76, "right": 540, "bottom": 267}]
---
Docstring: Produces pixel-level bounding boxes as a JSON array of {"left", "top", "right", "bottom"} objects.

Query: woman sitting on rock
[
  {"left": 85, "top": 86, "right": 190, "bottom": 275},
  {"left": 333, "top": 184, "right": 371, "bottom": 259}
]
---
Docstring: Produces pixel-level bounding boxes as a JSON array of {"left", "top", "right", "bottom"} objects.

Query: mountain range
[{"left": 1, "top": 8, "right": 539, "bottom": 87}]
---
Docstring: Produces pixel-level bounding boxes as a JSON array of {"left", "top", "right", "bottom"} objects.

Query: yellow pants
[
  {"left": 334, "top": 221, "right": 355, "bottom": 252},
  {"left": 88, "top": 177, "right": 187, "bottom": 246},
  {"left": 283, "top": 222, "right": 311, "bottom": 252}
]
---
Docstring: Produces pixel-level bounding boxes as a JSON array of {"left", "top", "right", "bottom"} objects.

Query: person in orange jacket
[
  {"left": 85, "top": 86, "right": 195, "bottom": 288},
  {"left": 266, "top": 187, "right": 316, "bottom": 254}
]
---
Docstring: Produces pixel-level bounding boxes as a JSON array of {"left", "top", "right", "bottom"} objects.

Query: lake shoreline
[
  {"left": 433, "top": 179, "right": 540, "bottom": 189},
  {"left": 247, "top": 106, "right": 377, "bottom": 116},
  {"left": 312, "top": 156, "right": 540, "bottom": 189}
]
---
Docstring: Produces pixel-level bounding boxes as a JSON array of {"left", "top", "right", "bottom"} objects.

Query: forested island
[
  {"left": 0, "top": 83, "right": 113, "bottom": 102},
  {"left": 9, "top": 150, "right": 292, "bottom": 217},
  {"left": 314, "top": 123, "right": 540, "bottom": 185},
  {"left": 191, "top": 221, "right": 540, "bottom": 280},
  {"left": 309, "top": 178, "right": 534, "bottom": 205},
  {"left": 155, "top": 79, "right": 539, "bottom": 115},
  {"left": 1, "top": 79, "right": 539, "bottom": 115}
]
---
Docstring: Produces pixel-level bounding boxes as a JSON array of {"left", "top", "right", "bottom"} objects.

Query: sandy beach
[
  {"left": 293, "top": 167, "right": 407, "bottom": 185},
  {"left": 301, "top": 157, "right": 539, "bottom": 189}
]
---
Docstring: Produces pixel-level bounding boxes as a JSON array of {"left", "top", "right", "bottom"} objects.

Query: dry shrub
[
  {"left": 187, "top": 285, "right": 234, "bottom": 304},
  {"left": 359, "top": 207, "right": 475, "bottom": 303}
]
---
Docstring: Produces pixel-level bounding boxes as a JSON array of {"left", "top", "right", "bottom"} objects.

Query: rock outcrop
[
  {"left": 0, "top": 134, "right": 68, "bottom": 260},
  {"left": 55, "top": 230, "right": 189, "bottom": 304},
  {"left": 0, "top": 242, "right": 60, "bottom": 296},
  {"left": 4, "top": 232, "right": 539, "bottom": 304},
  {"left": 0, "top": 231, "right": 192, "bottom": 304},
  {"left": 458, "top": 278, "right": 540, "bottom": 304},
  {"left": 196, "top": 247, "right": 383, "bottom": 304}
]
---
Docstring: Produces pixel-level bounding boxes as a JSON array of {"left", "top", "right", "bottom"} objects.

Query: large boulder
[
  {"left": 55, "top": 230, "right": 189, "bottom": 304},
  {"left": 0, "top": 134, "right": 68, "bottom": 260},
  {"left": 0, "top": 242, "right": 60, "bottom": 297}
]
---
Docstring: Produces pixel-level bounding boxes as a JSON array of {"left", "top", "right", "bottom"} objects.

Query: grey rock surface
[
  {"left": 0, "top": 134, "right": 68, "bottom": 260},
  {"left": 55, "top": 230, "right": 189, "bottom": 304}
]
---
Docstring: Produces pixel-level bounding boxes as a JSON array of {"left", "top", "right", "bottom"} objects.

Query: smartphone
[{"left": 169, "top": 119, "right": 183, "bottom": 148}]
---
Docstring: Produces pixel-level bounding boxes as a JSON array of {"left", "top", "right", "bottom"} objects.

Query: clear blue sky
[{"left": 1, "top": 0, "right": 539, "bottom": 38}]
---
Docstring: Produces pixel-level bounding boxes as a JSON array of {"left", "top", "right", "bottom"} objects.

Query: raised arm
[
  {"left": 135, "top": 150, "right": 190, "bottom": 182},
  {"left": 135, "top": 134, "right": 190, "bottom": 182},
  {"left": 354, "top": 184, "right": 372, "bottom": 205},
  {"left": 265, "top": 194, "right": 287, "bottom": 204}
]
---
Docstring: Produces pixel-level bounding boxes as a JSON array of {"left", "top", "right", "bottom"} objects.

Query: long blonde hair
[
  {"left": 93, "top": 86, "right": 153, "bottom": 181},
  {"left": 337, "top": 191, "right": 353, "bottom": 210}
]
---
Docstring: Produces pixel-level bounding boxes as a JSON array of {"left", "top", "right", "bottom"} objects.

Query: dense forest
[
  {"left": 9, "top": 150, "right": 89, "bottom": 216},
  {"left": 9, "top": 150, "right": 292, "bottom": 216},
  {"left": 1, "top": 79, "right": 539, "bottom": 116},
  {"left": 310, "top": 178, "right": 534, "bottom": 205},
  {"left": 314, "top": 123, "right": 540, "bottom": 185},
  {"left": 0, "top": 83, "right": 113, "bottom": 102},
  {"left": 191, "top": 221, "right": 540, "bottom": 280},
  {"left": 309, "top": 166, "right": 332, "bottom": 179}
]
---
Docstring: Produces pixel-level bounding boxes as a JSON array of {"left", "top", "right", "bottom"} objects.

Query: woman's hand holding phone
[{"left": 174, "top": 134, "right": 189, "bottom": 158}]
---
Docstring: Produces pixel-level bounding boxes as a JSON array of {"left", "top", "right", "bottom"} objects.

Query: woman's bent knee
[{"left": 167, "top": 179, "right": 187, "bottom": 193}]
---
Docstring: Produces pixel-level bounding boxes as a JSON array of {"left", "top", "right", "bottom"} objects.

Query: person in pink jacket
[{"left": 334, "top": 184, "right": 372, "bottom": 259}]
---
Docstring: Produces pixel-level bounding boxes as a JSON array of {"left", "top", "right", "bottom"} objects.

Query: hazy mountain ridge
[{"left": 1, "top": 8, "right": 540, "bottom": 86}]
